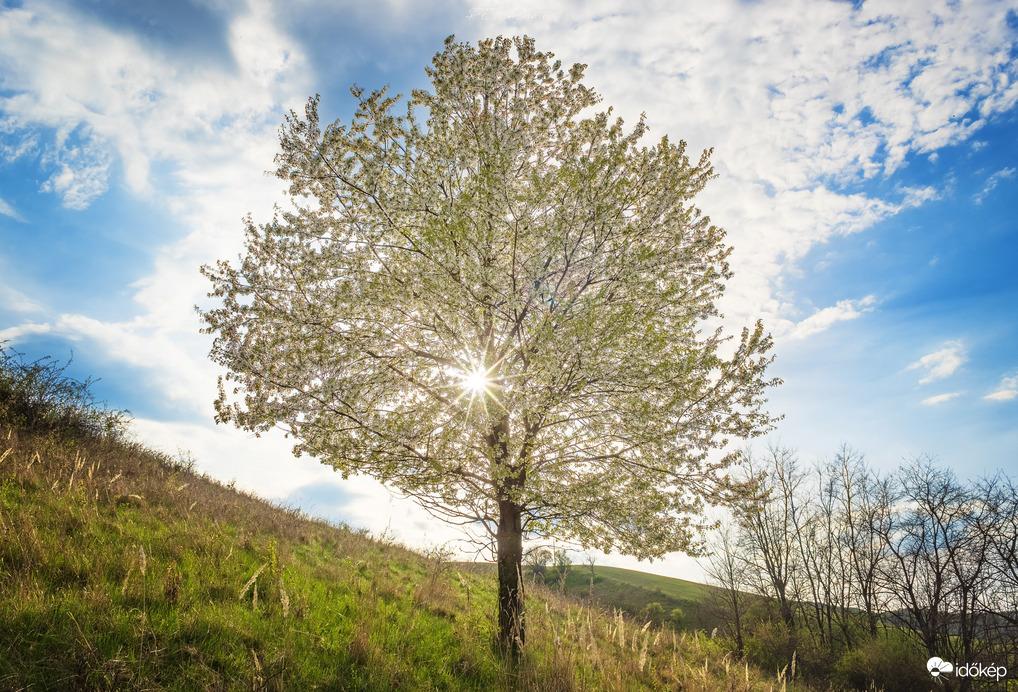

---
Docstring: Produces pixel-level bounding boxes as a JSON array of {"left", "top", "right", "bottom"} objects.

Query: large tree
[{"left": 199, "top": 35, "right": 779, "bottom": 652}]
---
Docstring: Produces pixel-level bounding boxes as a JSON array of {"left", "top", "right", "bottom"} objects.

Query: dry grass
[{"left": 0, "top": 416, "right": 824, "bottom": 690}]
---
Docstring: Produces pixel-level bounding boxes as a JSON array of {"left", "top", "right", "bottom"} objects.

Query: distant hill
[
  {"left": 584, "top": 566, "right": 712, "bottom": 602},
  {"left": 501, "top": 564, "right": 722, "bottom": 631}
]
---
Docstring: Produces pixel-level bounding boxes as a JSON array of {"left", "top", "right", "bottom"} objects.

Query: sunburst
[{"left": 461, "top": 364, "right": 491, "bottom": 395}]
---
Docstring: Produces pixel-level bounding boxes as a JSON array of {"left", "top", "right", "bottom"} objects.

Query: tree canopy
[{"left": 199, "top": 35, "right": 779, "bottom": 648}]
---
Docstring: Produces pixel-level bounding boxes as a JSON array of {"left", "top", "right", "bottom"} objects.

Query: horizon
[{"left": 2, "top": 0, "right": 1016, "bottom": 582}]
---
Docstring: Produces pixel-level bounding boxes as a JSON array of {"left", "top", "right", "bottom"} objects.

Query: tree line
[{"left": 704, "top": 445, "right": 1018, "bottom": 691}]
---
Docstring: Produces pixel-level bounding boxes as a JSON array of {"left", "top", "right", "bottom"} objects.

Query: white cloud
[
  {"left": 0, "top": 283, "right": 42, "bottom": 313},
  {"left": 467, "top": 0, "right": 1018, "bottom": 328},
  {"left": 922, "top": 392, "right": 962, "bottom": 406},
  {"left": 0, "top": 0, "right": 309, "bottom": 207},
  {"left": 908, "top": 341, "right": 968, "bottom": 384},
  {"left": 0, "top": 321, "right": 52, "bottom": 343},
  {"left": 985, "top": 374, "right": 1018, "bottom": 402},
  {"left": 0, "top": 118, "right": 38, "bottom": 162},
  {"left": 38, "top": 127, "right": 112, "bottom": 209},
  {"left": 973, "top": 166, "right": 1016, "bottom": 205},
  {"left": 786, "top": 295, "right": 878, "bottom": 340},
  {"left": 0, "top": 196, "right": 24, "bottom": 220}
]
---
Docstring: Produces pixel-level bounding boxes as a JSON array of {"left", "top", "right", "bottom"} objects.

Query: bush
[
  {"left": 744, "top": 619, "right": 795, "bottom": 676},
  {"left": 641, "top": 601, "right": 664, "bottom": 624},
  {"left": 0, "top": 343, "right": 130, "bottom": 440},
  {"left": 833, "top": 631, "right": 930, "bottom": 692}
]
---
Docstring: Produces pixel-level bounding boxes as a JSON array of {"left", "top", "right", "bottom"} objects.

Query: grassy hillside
[
  {"left": 0, "top": 349, "right": 818, "bottom": 690},
  {"left": 584, "top": 566, "right": 712, "bottom": 603},
  {"left": 563, "top": 565, "right": 715, "bottom": 628},
  {"left": 477, "top": 563, "right": 722, "bottom": 631}
]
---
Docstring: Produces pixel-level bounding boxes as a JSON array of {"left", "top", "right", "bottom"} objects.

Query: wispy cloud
[
  {"left": 985, "top": 374, "right": 1018, "bottom": 402},
  {"left": 908, "top": 341, "right": 968, "bottom": 384},
  {"left": 0, "top": 196, "right": 24, "bottom": 221},
  {"left": 922, "top": 392, "right": 962, "bottom": 406},
  {"left": 0, "top": 0, "right": 308, "bottom": 209},
  {"left": 973, "top": 167, "right": 1016, "bottom": 205},
  {"left": 787, "top": 295, "right": 878, "bottom": 340},
  {"left": 0, "top": 118, "right": 39, "bottom": 162},
  {"left": 0, "top": 321, "right": 52, "bottom": 343},
  {"left": 0, "top": 284, "right": 42, "bottom": 312},
  {"left": 38, "top": 128, "right": 112, "bottom": 209}
]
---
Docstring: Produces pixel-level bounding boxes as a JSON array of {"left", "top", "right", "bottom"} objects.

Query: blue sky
[{"left": 1, "top": 0, "right": 1016, "bottom": 581}]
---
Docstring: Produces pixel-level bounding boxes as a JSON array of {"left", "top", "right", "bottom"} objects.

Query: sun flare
[{"left": 462, "top": 365, "right": 490, "bottom": 395}]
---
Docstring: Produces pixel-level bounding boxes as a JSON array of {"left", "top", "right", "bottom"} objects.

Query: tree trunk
[
  {"left": 496, "top": 499, "right": 525, "bottom": 655},
  {"left": 733, "top": 598, "right": 744, "bottom": 655}
]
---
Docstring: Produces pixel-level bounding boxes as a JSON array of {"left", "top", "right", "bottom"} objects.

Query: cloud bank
[{"left": 470, "top": 0, "right": 1018, "bottom": 332}]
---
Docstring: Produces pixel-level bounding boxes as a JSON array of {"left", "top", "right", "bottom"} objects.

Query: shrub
[
  {"left": 744, "top": 619, "right": 795, "bottom": 676},
  {"left": 641, "top": 601, "right": 664, "bottom": 624},
  {"left": 833, "top": 631, "right": 930, "bottom": 692},
  {"left": 0, "top": 343, "right": 130, "bottom": 440}
]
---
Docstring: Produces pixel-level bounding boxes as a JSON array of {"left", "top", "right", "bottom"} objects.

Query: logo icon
[{"left": 928, "top": 657, "right": 954, "bottom": 677}]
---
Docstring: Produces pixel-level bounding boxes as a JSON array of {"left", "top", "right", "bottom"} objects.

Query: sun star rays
[{"left": 450, "top": 353, "right": 505, "bottom": 416}]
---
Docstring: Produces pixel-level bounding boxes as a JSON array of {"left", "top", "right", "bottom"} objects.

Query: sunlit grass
[
  {"left": 0, "top": 346, "right": 822, "bottom": 690},
  {"left": 0, "top": 423, "right": 831, "bottom": 690}
]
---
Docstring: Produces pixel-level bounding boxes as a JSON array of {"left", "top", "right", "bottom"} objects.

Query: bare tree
[
  {"left": 962, "top": 474, "right": 1018, "bottom": 667},
  {"left": 790, "top": 459, "right": 847, "bottom": 648},
  {"left": 524, "top": 546, "right": 552, "bottom": 582},
  {"left": 735, "top": 446, "right": 802, "bottom": 627},
  {"left": 836, "top": 446, "right": 893, "bottom": 638},
  {"left": 584, "top": 552, "right": 597, "bottom": 599},
  {"left": 704, "top": 523, "right": 751, "bottom": 653},
  {"left": 879, "top": 457, "right": 966, "bottom": 658},
  {"left": 713, "top": 444, "right": 1017, "bottom": 688}
]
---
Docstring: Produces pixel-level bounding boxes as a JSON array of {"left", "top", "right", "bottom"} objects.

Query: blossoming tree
[{"left": 199, "top": 35, "right": 780, "bottom": 652}]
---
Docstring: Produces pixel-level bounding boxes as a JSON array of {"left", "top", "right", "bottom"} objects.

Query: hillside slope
[
  {"left": 0, "top": 352, "right": 815, "bottom": 690},
  {"left": 561, "top": 565, "right": 715, "bottom": 628}
]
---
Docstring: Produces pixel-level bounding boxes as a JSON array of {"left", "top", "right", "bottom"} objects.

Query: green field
[
  {"left": 520, "top": 564, "right": 719, "bottom": 631},
  {"left": 0, "top": 423, "right": 822, "bottom": 690},
  {"left": 587, "top": 566, "right": 713, "bottom": 603}
]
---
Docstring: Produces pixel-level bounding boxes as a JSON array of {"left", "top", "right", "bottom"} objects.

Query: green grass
[
  {"left": 0, "top": 349, "right": 822, "bottom": 690},
  {"left": 523, "top": 565, "right": 720, "bottom": 631},
  {"left": 0, "top": 427, "right": 507, "bottom": 690},
  {"left": 587, "top": 566, "right": 713, "bottom": 603},
  {"left": 0, "top": 425, "right": 826, "bottom": 690}
]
